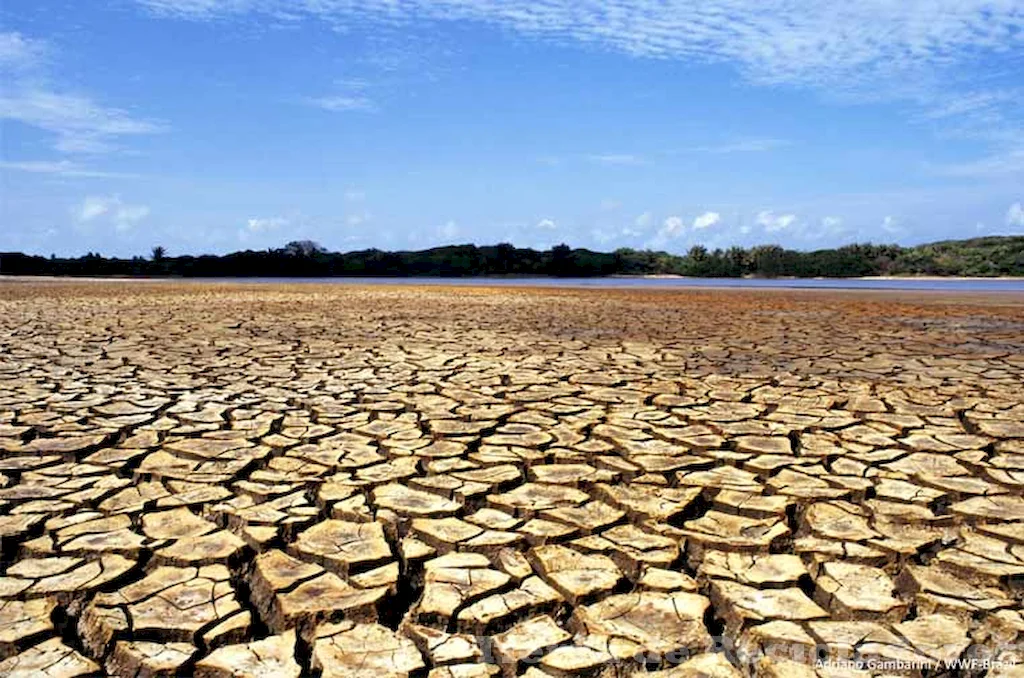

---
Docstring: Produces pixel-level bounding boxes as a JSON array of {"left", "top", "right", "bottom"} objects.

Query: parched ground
[{"left": 1, "top": 281, "right": 1023, "bottom": 678}]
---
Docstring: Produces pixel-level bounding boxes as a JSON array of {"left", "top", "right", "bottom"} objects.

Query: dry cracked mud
[{"left": 1, "top": 280, "right": 1023, "bottom": 677}]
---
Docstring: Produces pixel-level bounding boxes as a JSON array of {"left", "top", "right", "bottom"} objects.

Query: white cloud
[
  {"left": 114, "top": 204, "right": 150, "bottom": 230},
  {"left": 692, "top": 211, "right": 720, "bottom": 230},
  {"left": 586, "top": 154, "right": 646, "bottom": 166},
  {"left": 933, "top": 149, "right": 1024, "bottom": 178},
  {"left": 819, "top": 216, "right": 848, "bottom": 238},
  {"left": 346, "top": 211, "right": 371, "bottom": 227},
  {"left": 536, "top": 218, "right": 557, "bottom": 230},
  {"left": 0, "top": 32, "right": 46, "bottom": 70},
  {"left": 246, "top": 216, "right": 288, "bottom": 232},
  {"left": 698, "top": 138, "right": 790, "bottom": 153},
  {"left": 756, "top": 210, "right": 796, "bottom": 233},
  {"left": 77, "top": 196, "right": 114, "bottom": 222},
  {"left": 600, "top": 199, "right": 622, "bottom": 211},
  {"left": 306, "top": 75, "right": 379, "bottom": 114},
  {"left": 0, "top": 159, "right": 135, "bottom": 178},
  {"left": 1, "top": 32, "right": 164, "bottom": 155},
  {"left": 137, "top": 1, "right": 1024, "bottom": 169},
  {"left": 660, "top": 215, "right": 685, "bottom": 238},
  {"left": 920, "top": 90, "right": 1019, "bottom": 124},
  {"left": 134, "top": 2, "right": 1024, "bottom": 90},
  {"left": 618, "top": 212, "right": 651, "bottom": 238},
  {"left": 306, "top": 95, "right": 376, "bottom": 113},
  {"left": 436, "top": 220, "right": 459, "bottom": 240},
  {"left": 75, "top": 195, "right": 150, "bottom": 230},
  {"left": 1007, "top": 203, "right": 1024, "bottom": 228},
  {"left": 881, "top": 215, "right": 905, "bottom": 235},
  {"left": 1, "top": 89, "right": 164, "bottom": 154}
]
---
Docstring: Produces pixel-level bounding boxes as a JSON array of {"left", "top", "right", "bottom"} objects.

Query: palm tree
[{"left": 151, "top": 246, "right": 166, "bottom": 261}]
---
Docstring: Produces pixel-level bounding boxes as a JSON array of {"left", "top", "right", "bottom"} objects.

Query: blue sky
[{"left": 1, "top": 1, "right": 1023, "bottom": 257}]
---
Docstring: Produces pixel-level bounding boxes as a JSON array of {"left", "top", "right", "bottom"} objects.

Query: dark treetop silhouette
[{"left": 2, "top": 236, "right": 1022, "bottom": 278}]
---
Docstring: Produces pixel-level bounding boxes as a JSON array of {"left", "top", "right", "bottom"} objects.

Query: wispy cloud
[
  {"left": 0, "top": 31, "right": 47, "bottom": 70},
  {"left": 305, "top": 77, "right": 379, "bottom": 113},
  {"left": 756, "top": 211, "right": 796, "bottom": 233},
  {"left": 436, "top": 220, "right": 460, "bottom": 240},
  {"left": 660, "top": 215, "right": 685, "bottom": 238},
  {"left": 135, "top": 0, "right": 257, "bottom": 19},
  {"left": 919, "top": 90, "right": 1021, "bottom": 125},
  {"left": 77, "top": 196, "right": 113, "bottom": 222},
  {"left": 75, "top": 195, "right": 151, "bottom": 230},
  {"left": 1, "top": 32, "right": 165, "bottom": 156},
  {"left": 881, "top": 215, "right": 905, "bottom": 236},
  {"left": 586, "top": 153, "right": 646, "bottom": 166},
  {"left": 305, "top": 95, "right": 377, "bottom": 113},
  {"left": 696, "top": 138, "right": 791, "bottom": 154},
  {"left": 136, "top": 1, "right": 1024, "bottom": 172},
  {"left": 114, "top": 205, "right": 151, "bottom": 229},
  {"left": 820, "top": 216, "right": 847, "bottom": 237},
  {"left": 133, "top": 2, "right": 1024, "bottom": 88},
  {"left": 246, "top": 216, "right": 288, "bottom": 233},
  {"left": 931, "top": 149, "right": 1024, "bottom": 178},
  {"left": 347, "top": 211, "right": 371, "bottom": 227},
  {"left": 0, "top": 159, "right": 136, "bottom": 178},
  {"left": 1, "top": 89, "right": 165, "bottom": 153},
  {"left": 918, "top": 87, "right": 1024, "bottom": 175},
  {"left": 1008, "top": 203, "right": 1024, "bottom": 228}
]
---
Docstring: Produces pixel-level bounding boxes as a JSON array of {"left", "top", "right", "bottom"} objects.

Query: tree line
[{"left": 1, "top": 236, "right": 1022, "bottom": 278}]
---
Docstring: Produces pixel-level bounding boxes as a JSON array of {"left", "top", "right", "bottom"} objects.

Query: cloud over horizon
[
  {"left": 74, "top": 195, "right": 151, "bottom": 231},
  {"left": 131, "top": 0, "right": 1024, "bottom": 174},
  {"left": 1, "top": 31, "right": 165, "bottom": 157},
  {"left": 2, "top": 4, "right": 1022, "bottom": 257},
  {"left": 134, "top": 1, "right": 1024, "bottom": 88}
]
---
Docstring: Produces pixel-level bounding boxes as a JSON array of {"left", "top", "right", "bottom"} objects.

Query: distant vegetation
[{"left": 2, "top": 236, "right": 1023, "bottom": 278}]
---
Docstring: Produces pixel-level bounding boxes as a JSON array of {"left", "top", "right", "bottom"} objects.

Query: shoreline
[
  {"left": 4, "top": 273, "right": 1024, "bottom": 283},
  {"left": 632, "top": 274, "right": 1024, "bottom": 281},
  {"left": 3, "top": 275, "right": 1024, "bottom": 300}
]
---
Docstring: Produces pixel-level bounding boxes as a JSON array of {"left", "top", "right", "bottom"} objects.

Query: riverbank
[{"left": 5, "top": 272, "right": 1024, "bottom": 292}]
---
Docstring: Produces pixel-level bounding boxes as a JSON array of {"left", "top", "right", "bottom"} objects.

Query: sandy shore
[
  {"left": 5, "top": 272, "right": 1024, "bottom": 282},
  {"left": 1, "top": 281, "right": 1023, "bottom": 676},
  {"left": 630, "top": 274, "right": 1024, "bottom": 281},
  {"left": 859, "top": 274, "right": 1024, "bottom": 280}
]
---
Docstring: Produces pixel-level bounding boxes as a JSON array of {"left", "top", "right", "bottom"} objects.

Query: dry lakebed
[{"left": 1, "top": 280, "right": 1023, "bottom": 678}]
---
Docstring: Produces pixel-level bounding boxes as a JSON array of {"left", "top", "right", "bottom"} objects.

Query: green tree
[
  {"left": 549, "top": 243, "right": 573, "bottom": 276},
  {"left": 284, "top": 240, "right": 326, "bottom": 257}
]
